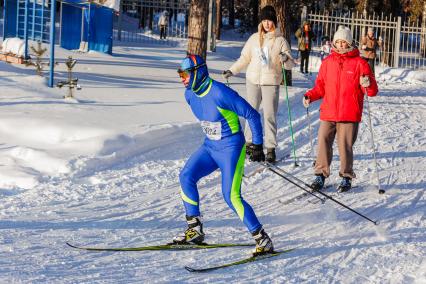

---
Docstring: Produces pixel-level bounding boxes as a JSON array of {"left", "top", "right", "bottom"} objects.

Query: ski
[
  {"left": 279, "top": 185, "right": 330, "bottom": 205},
  {"left": 307, "top": 185, "right": 359, "bottom": 204},
  {"left": 244, "top": 155, "right": 289, "bottom": 178},
  {"left": 185, "top": 248, "right": 295, "bottom": 272},
  {"left": 66, "top": 242, "right": 253, "bottom": 252}
]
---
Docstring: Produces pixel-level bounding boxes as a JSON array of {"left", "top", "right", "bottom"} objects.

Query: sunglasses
[
  {"left": 177, "top": 69, "right": 190, "bottom": 79},
  {"left": 177, "top": 63, "right": 206, "bottom": 79}
]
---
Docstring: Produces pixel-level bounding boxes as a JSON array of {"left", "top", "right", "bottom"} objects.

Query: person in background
[
  {"left": 175, "top": 54, "right": 274, "bottom": 255},
  {"left": 361, "top": 27, "right": 380, "bottom": 75},
  {"left": 295, "top": 21, "right": 316, "bottom": 73},
  {"left": 303, "top": 26, "right": 378, "bottom": 193},
  {"left": 158, "top": 10, "right": 169, "bottom": 40},
  {"left": 222, "top": 5, "right": 295, "bottom": 163},
  {"left": 320, "top": 36, "right": 331, "bottom": 61}
]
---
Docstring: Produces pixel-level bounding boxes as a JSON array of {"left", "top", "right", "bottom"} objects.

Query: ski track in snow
[{"left": 0, "top": 39, "right": 425, "bottom": 283}]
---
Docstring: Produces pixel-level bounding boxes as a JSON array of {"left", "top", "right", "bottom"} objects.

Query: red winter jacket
[{"left": 305, "top": 48, "right": 378, "bottom": 122}]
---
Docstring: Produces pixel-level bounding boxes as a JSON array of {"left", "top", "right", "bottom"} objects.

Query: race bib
[{"left": 200, "top": 121, "right": 222, "bottom": 140}]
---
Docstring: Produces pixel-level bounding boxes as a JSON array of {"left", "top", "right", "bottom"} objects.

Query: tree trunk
[
  {"left": 228, "top": 0, "right": 235, "bottom": 28},
  {"left": 250, "top": 0, "right": 259, "bottom": 29},
  {"left": 421, "top": 0, "right": 426, "bottom": 56},
  {"left": 260, "top": 0, "right": 292, "bottom": 85},
  {"left": 187, "top": 0, "right": 209, "bottom": 60},
  {"left": 215, "top": 0, "right": 222, "bottom": 40}
]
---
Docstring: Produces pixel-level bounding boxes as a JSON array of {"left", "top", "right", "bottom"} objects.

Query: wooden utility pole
[{"left": 187, "top": 0, "right": 209, "bottom": 60}]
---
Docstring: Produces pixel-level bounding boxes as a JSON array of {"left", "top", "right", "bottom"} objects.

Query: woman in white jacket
[{"left": 223, "top": 5, "right": 295, "bottom": 163}]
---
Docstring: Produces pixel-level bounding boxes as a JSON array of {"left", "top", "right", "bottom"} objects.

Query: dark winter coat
[
  {"left": 305, "top": 48, "right": 378, "bottom": 122},
  {"left": 295, "top": 27, "right": 316, "bottom": 51},
  {"left": 361, "top": 35, "right": 380, "bottom": 59}
]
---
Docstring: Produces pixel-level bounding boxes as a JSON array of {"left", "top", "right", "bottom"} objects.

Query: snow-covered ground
[{"left": 0, "top": 35, "right": 425, "bottom": 283}]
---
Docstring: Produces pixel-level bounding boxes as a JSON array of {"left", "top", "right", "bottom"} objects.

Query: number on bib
[{"left": 200, "top": 121, "right": 222, "bottom": 140}]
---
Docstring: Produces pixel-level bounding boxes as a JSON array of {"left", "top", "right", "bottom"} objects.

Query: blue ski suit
[{"left": 179, "top": 55, "right": 264, "bottom": 233}]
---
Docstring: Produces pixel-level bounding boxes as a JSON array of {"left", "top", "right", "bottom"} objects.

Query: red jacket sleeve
[
  {"left": 360, "top": 59, "right": 378, "bottom": 97},
  {"left": 305, "top": 60, "right": 327, "bottom": 102}
]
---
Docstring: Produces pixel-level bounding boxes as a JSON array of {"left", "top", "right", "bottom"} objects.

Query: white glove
[
  {"left": 303, "top": 96, "right": 310, "bottom": 108},
  {"left": 362, "top": 44, "right": 367, "bottom": 50},
  {"left": 360, "top": 76, "right": 370, "bottom": 87}
]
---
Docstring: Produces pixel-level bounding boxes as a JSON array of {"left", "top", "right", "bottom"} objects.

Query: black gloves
[
  {"left": 222, "top": 70, "right": 233, "bottom": 79},
  {"left": 280, "top": 52, "right": 289, "bottom": 63},
  {"left": 250, "top": 144, "right": 265, "bottom": 162}
]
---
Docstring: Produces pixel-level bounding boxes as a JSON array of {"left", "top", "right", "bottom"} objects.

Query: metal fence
[
  {"left": 114, "top": 0, "right": 189, "bottom": 46},
  {"left": 307, "top": 10, "right": 426, "bottom": 69}
]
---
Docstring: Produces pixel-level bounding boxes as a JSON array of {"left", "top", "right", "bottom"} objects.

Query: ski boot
[
  {"left": 338, "top": 177, "right": 352, "bottom": 193},
  {"left": 266, "top": 148, "right": 276, "bottom": 163},
  {"left": 311, "top": 174, "right": 325, "bottom": 191},
  {"left": 252, "top": 228, "right": 274, "bottom": 256},
  {"left": 172, "top": 216, "right": 205, "bottom": 245}
]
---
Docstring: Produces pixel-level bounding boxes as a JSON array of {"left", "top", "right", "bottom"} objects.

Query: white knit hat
[{"left": 333, "top": 26, "right": 353, "bottom": 46}]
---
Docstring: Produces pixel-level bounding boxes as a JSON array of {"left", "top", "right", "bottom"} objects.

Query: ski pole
[
  {"left": 364, "top": 88, "right": 385, "bottom": 194},
  {"left": 266, "top": 162, "right": 379, "bottom": 225},
  {"left": 282, "top": 64, "right": 299, "bottom": 167},
  {"left": 306, "top": 106, "right": 315, "bottom": 166}
]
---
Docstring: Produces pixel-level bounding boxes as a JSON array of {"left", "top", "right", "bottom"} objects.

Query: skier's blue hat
[{"left": 179, "top": 54, "right": 209, "bottom": 91}]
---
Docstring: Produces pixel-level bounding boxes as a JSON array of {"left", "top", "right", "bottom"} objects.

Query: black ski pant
[
  {"left": 362, "top": 57, "right": 376, "bottom": 75},
  {"left": 300, "top": 50, "right": 310, "bottom": 73},
  {"left": 160, "top": 25, "right": 167, "bottom": 39}
]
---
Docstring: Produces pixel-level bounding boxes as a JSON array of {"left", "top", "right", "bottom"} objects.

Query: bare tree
[
  {"left": 187, "top": 0, "right": 209, "bottom": 60},
  {"left": 215, "top": 0, "right": 223, "bottom": 40},
  {"left": 421, "top": 0, "right": 426, "bottom": 56},
  {"left": 249, "top": 0, "right": 259, "bottom": 28},
  {"left": 229, "top": 0, "right": 235, "bottom": 28}
]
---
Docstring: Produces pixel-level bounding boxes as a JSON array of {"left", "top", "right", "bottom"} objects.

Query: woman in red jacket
[{"left": 303, "top": 26, "right": 378, "bottom": 192}]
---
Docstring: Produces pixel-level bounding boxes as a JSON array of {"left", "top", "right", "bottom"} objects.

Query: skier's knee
[{"left": 179, "top": 167, "right": 197, "bottom": 187}]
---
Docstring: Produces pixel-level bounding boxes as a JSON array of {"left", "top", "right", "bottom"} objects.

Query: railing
[
  {"left": 114, "top": 1, "right": 189, "bottom": 46},
  {"left": 113, "top": 12, "right": 187, "bottom": 47},
  {"left": 307, "top": 10, "right": 426, "bottom": 69}
]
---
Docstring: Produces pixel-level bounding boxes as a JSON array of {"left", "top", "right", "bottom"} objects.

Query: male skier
[{"left": 173, "top": 54, "right": 274, "bottom": 255}]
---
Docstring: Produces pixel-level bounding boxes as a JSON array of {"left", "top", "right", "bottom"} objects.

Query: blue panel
[
  {"left": 60, "top": 3, "right": 83, "bottom": 50},
  {"left": 4, "top": 0, "right": 17, "bottom": 38},
  {"left": 88, "top": 5, "right": 113, "bottom": 54},
  {"left": 12, "top": 0, "right": 50, "bottom": 43},
  {"left": 59, "top": 2, "right": 113, "bottom": 54}
]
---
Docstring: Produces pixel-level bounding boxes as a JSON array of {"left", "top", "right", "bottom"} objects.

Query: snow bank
[
  {"left": 2, "top": 37, "right": 25, "bottom": 57},
  {"left": 0, "top": 117, "right": 112, "bottom": 188}
]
